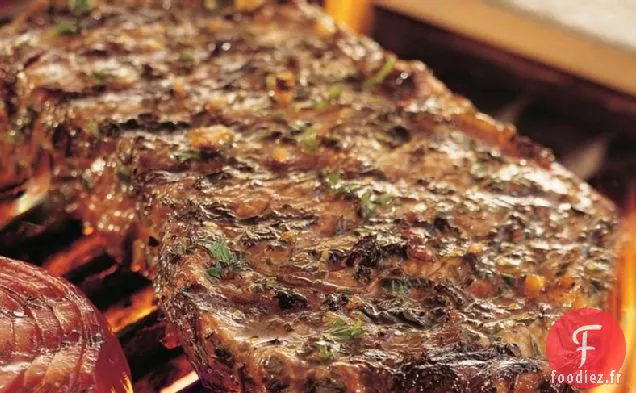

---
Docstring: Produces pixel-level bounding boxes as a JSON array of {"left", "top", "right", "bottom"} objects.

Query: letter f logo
[
  {"left": 546, "top": 309, "right": 625, "bottom": 389},
  {"left": 572, "top": 324, "right": 602, "bottom": 368}
]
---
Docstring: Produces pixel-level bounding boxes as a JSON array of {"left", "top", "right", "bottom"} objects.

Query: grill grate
[{"left": 0, "top": 216, "right": 204, "bottom": 392}]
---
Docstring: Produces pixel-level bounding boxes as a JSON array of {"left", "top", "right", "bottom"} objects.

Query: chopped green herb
[
  {"left": 327, "top": 85, "right": 343, "bottom": 100},
  {"left": 315, "top": 101, "right": 328, "bottom": 110},
  {"left": 328, "top": 318, "right": 364, "bottom": 341},
  {"left": 315, "top": 85, "right": 343, "bottom": 109},
  {"left": 340, "top": 183, "right": 363, "bottom": 196},
  {"left": 335, "top": 183, "right": 363, "bottom": 198},
  {"left": 359, "top": 191, "right": 394, "bottom": 219},
  {"left": 375, "top": 193, "right": 392, "bottom": 206},
  {"left": 54, "top": 21, "right": 79, "bottom": 36},
  {"left": 207, "top": 266, "right": 223, "bottom": 279},
  {"left": 382, "top": 278, "right": 411, "bottom": 295},
  {"left": 68, "top": 0, "right": 93, "bottom": 14},
  {"left": 298, "top": 127, "right": 318, "bottom": 153},
  {"left": 178, "top": 51, "right": 196, "bottom": 63},
  {"left": 205, "top": 237, "right": 235, "bottom": 264},
  {"left": 85, "top": 121, "right": 99, "bottom": 136},
  {"left": 325, "top": 170, "right": 341, "bottom": 190},
  {"left": 360, "top": 192, "right": 374, "bottom": 219},
  {"left": 171, "top": 150, "right": 201, "bottom": 163},
  {"left": 322, "top": 171, "right": 369, "bottom": 199},
  {"left": 265, "top": 75, "right": 277, "bottom": 91},
  {"left": 204, "top": 237, "right": 239, "bottom": 279},
  {"left": 363, "top": 54, "right": 396, "bottom": 90},
  {"left": 89, "top": 70, "right": 113, "bottom": 86}
]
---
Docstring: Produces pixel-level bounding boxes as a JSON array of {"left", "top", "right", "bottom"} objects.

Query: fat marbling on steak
[{"left": 0, "top": 0, "right": 618, "bottom": 392}]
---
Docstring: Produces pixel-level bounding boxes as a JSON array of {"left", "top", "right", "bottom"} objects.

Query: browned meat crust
[
  {"left": 0, "top": 257, "right": 131, "bottom": 393},
  {"left": 0, "top": 0, "right": 617, "bottom": 392}
]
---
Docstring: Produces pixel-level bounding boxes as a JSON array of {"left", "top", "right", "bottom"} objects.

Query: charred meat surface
[
  {"left": 0, "top": 257, "right": 132, "bottom": 393},
  {"left": 0, "top": 0, "right": 618, "bottom": 392}
]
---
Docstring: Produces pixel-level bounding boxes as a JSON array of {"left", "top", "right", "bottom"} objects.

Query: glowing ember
[
  {"left": 0, "top": 154, "right": 51, "bottom": 229},
  {"left": 593, "top": 187, "right": 636, "bottom": 393},
  {"left": 43, "top": 233, "right": 107, "bottom": 276},
  {"left": 105, "top": 286, "right": 157, "bottom": 334},
  {"left": 159, "top": 371, "right": 199, "bottom": 393},
  {"left": 133, "top": 355, "right": 198, "bottom": 393}
]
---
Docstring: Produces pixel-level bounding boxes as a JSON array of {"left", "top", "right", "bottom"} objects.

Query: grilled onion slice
[{"left": 0, "top": 257, "right": 131, "bottom": 393}]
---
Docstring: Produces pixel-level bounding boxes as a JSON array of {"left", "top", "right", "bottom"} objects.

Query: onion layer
[{"left": 0, "top": 257, "right": 132, "bottom": 393}]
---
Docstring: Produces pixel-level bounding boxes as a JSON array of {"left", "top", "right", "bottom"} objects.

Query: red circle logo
[{"left": 546, "top": 308, "right": 626, "bottom": 388}]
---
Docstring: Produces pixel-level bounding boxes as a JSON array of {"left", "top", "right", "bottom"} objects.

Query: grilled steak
[
  {"left": 0, "top": 0, "right": 618, "bottom": 392},
  {"left": 0, "top": 257, "right": 131, "bottom": 393}
]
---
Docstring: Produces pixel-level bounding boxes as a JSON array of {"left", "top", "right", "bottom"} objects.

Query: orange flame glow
[
  {"left": 43, "top": 233, "right": 107, "bottom": 276},
  {"left": 105, "top": 286, "right": 157, "bottom": 334},
  {"left": 0, "top": 153, "right": 51, "bottom": 230},
  {"left": 594, "top": 186, "right": 636, "bottom": 393},
  {"left": 325, "top": 0, "right": 372, "bottom": 33},
  {"left": 159, "top": 370, "right": 199, "bottom": 393}
]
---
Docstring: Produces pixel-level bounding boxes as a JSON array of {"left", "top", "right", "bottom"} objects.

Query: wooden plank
[{"left": 374, "top": 0, "right": 636, "bottom": 97}]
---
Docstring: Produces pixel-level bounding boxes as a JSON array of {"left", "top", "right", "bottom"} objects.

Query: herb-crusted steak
[{"left": 0, "top": 0, "right": 618, "bottom": 392}]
